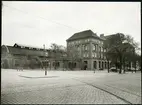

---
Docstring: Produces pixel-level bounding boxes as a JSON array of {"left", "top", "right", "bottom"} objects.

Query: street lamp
[
  {"left": 62, "top": 54, "right": 66, "bottom": 71},
  {"left": 43, "top": 44, "right": 47, "bottom": 75}
]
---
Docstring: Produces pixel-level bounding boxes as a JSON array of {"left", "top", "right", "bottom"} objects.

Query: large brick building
[{"left": 66, "top": 30, "right": 110, "bottom": 70}]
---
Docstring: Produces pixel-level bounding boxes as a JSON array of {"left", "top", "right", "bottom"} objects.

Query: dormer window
[
  {"left": 21, "top": 46, "right": 25, "bottom": 48},
  {"left": 88, "top": 39, "right": 90, "bottom": 42},
  {"left": 29, "top": 47, "right": 33, "bottom": 49}
]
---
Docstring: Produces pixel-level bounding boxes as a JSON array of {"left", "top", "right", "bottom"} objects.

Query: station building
[
  {"left": 66, "top": 30, "right": 110, "bottom": 70},
  {"left": 1, "top": 43, "right": 64, "bottom": 69}
]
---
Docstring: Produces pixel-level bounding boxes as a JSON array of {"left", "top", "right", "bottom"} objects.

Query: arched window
[{"left": 99, "top": 61, "right": 101, "bottom": 68}]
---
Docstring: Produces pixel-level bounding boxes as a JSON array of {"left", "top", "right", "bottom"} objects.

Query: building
[
  {"left": 100, "top": 33, "right": 139, "bottom": 70},
  {"left": 2, "top": 30, "right": 138, "bottom": 71},
  {"left": 1, "top": 43, "right": 65, "bottom": 69},
  {"left": 66, "top": 30, "right": 109, "bottom": 70}
]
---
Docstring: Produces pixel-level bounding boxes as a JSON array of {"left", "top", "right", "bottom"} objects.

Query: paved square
[{"left": 1, "top": 69, "right": 141, "bottom": 104}]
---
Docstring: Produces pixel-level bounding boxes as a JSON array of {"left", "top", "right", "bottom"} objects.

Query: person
[
  {"left": 21, "top": 67, "right": 23, "bottom": 71},
  {"left": 17, "top": 67, "right": 20, "bottom": 71},
  {"left": 94, "top": 69, "right": 95, "bottom": 73}
]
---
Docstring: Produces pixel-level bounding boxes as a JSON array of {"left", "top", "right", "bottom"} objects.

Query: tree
[
  {"left": 123, "top": 35, "right": 141, "bottom": 73},
  {"left": 103, "top": 33, "right": 125, "bottom": 73},
  {"left": 104, "top": 33, "right": 140, "bottom": 74},
  {"left": 103, "top": 38, "right": 116, "bottom": 73},
  {"left": 67, "top": 45, "right": 82, "bottom": 70},
  {"left": 60, "top": 47, "right": 68, "bottom": 70},
  {"left": 50, "top": 43, "right": 65, "bottom": 70},
  {"left": 32, "top": 56, "right": 43, "bottom": 69}
]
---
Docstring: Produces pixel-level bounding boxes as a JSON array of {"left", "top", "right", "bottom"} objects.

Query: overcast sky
[{"left": 2, "top": 1, "right": 141, "bottom": 49}]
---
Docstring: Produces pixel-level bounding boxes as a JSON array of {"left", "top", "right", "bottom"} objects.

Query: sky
[{"left": 2, "top": 1, "right": 141, "bottom": 49}]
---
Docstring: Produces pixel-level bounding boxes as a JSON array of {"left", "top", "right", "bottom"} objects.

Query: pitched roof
[
  {"left": 1, "top": 45, "right": 48, "bottom": 57},
  {"left": 14, "top": 43, "right": 45, "bottom": 50},
  {"left": 66, "top": 30, "right": 102, "bottom": 41},
  {"left": 104, "top": 34, "right": 116, "bottom": 39},
  {"left": 104, "top": 33, "right": 125, "bottom": 39}
]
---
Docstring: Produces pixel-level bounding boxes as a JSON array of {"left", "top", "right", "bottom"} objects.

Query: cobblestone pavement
[{"left": 1, "top": 69, "right": 141, "bottom": 104}]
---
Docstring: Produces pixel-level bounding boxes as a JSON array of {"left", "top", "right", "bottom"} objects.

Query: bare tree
[
  {"left": 103, "top": 33, "right": 140, "bottom": 74},
  {"left": 67, "top": 45, "right": 82, "bottom": 70},
  {"left": 50, "top": 43, "right": 65, "bottom": 70}
]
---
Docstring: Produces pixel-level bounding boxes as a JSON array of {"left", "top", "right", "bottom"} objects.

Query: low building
[{"left": 1, "top": 43, "right": 64, "bottom": 69}]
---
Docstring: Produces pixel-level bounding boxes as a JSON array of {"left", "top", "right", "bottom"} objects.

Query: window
[
  {"left": 99, "top": 47, "right": 101, "bottom": 52},
  {"left": 99, "top": 61, "right": 101, "bottom": 68},
  {"left": 53, "top": 62, "right": 55, "bottom": 66},
  {"left": 104, "top": 49, "right": 106, "bottom": 52},
  {"left": 93, "top": 44, "right": 96, "bottom": 51},
  {"left": 21, "top": 46, "right": 25, "bottom": 48},
  {"left": 29, "top": 47, "right": 33, "bottom": 49},
  {"left": 99, "top": 53, "right": 101, "bottom": 58},
  {"left": 94, "top": 53, "right": 97, "bottom": 58},
  {"left": 85, "top": 39, "right": 87, "bottom": 42},
  {"left": 45, "top": 52, "right": 48, "bottom": 56},
  {"left": 101, "top": 47, "right": 103, "bottom": 52},
  {"left": 101, "top": 53, "right": 103, "bottom": 58},
  {"left": 86, "top": 53, "right": 89, "bottom": 57},
  {"left": 92, "top": 53, "right": 94, "bottom": 58},
  {"left": 93, "top": 39, "right": 94, "bottom": 42},
  {"left": 84, "top": 45, "right": 87, "bottom": 50},
  {"left": 88, "top": 39, "right": 90, "bottom": 42},
  {"left": 77, "top": 46, "right": 79, "bottom": 51},
  {"left": 83, "top": 53, "right": 86, "bottom": 57},
  {"left": 104, "top": 56, "right": 106, "bottom": 59},
  {"left": 83, "top": 45, "right": 85, "bottom": 50}
]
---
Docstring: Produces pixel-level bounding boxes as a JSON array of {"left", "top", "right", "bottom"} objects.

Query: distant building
[
  {"left": 1, "top": 43, "right": 64, "bottom": 69},
  {"left": 66, "top": 30, "right": 109, "bottom": 70}
]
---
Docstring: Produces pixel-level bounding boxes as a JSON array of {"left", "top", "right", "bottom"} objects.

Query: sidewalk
[
  {"left": 73, "top": 73, "right": 141, "bottom": 104},
  {"left": 91, "top": 83, "right": 141, "bottom": 104}
]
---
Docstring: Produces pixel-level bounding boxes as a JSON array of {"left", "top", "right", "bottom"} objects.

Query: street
[{"left": 1, "top": 69, "right": 141, "bottom": 104}]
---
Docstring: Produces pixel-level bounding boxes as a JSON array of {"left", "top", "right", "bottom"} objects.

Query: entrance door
[
  {"left": 84, "top": 61, "right": 88, "bottom": 70},
  {"left": 93, "top": 61, "right": 97, "bottom": 69},
  {"left": 102, "top": 62, "right": 104, "bottom": 69}
]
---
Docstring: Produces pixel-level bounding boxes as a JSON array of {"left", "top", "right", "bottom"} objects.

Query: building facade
[
  {"left": 2, "top": 30, "right": 139, "bottom": 71},
  {"left": 66, "top": 30, "right": 110, "bottom": 70},
  {"left": 1, "top": 43, "right": 64, "bottom": 70}
]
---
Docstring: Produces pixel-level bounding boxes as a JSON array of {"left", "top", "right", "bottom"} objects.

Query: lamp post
[
  {"left": 62, "top": 54, "right": 65, "bottom": 71},
  {"left": 44, "top": 44, "right": 47, "bottom": 75}
]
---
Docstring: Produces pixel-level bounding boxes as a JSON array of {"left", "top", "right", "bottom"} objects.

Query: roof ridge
[
  {"left": 74, "top": 29, "right": 92, "bottom": 34},
  {"left": 67, "top": 29, "right": 103, "bottom": 41},
  {"left": 14, "top": 43, "right": 46, "bottom": 49}
]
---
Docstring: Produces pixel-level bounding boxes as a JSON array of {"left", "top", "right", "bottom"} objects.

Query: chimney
[{"left": 100, "top": 34, "right": 104, "bottom": 38}]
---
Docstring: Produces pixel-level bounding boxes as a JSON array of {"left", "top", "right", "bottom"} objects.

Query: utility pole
[{"left": 44, "top": 44, "right": 47, "bottom": 75}]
